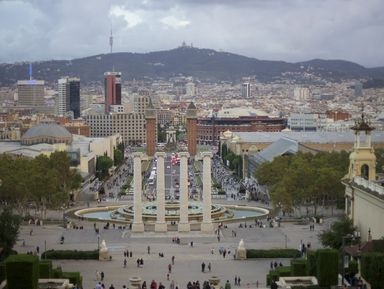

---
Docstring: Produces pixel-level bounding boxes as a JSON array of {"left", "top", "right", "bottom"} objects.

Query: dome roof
[{"left": 22, "top": 121, "right": 72, "bottom": 145}]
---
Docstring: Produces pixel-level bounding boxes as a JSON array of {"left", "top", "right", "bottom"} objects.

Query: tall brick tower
[
  {"left": 145, "top": 98, "right": 156, "bottom": 157},
  {"left": 186, "top": 102, "right": 197, "bottom": 157}
]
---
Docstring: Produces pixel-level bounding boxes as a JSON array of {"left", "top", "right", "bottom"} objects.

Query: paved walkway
[{"left": 14, "top": 205, "right": 336, "bottom": 289}]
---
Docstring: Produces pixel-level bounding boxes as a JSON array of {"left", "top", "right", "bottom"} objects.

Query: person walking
[
  {"left": 168, "top": 263, "right": 172, "bottom": 273},
  {"left": 201, "top": 262, "right": 206, "bottom": 272},
  {"left": 208, "top": 262, "right": 211, "bottom": 272},
  {"left": 225, "top": 280, "right": 231, "bottom": 289},
  {"left": 172, "top": 255, "right": 175, "bottom": 265},
  {"left": 147, "top": 245, "right": 151, "bottom": 254},
  {"left": 100, "top": 271, "right": 104, "bottom": 281},
  {"left": 123, "top": 259, "right": 127, "bottom": 268}
]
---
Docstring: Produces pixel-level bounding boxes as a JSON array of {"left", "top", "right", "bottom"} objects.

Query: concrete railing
[{"left": 354, "top": 176, "right": 384, "bottom": 195}]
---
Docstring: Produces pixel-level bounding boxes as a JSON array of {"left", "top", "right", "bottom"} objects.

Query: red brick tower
[
  {"left": 145, "top": 98, "right": 156, "bottom": 157},
  {"left": 186, "top": 102, "right": 197, "bottom": 157}
]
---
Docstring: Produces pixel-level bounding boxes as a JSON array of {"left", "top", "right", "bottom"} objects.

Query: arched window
[{"left": 361, "top": 164, "right": 369, "bottom": 180}]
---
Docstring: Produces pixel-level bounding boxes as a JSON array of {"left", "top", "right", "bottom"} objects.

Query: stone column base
[
  {"left": 177, "top": 222, "right": 190, "bottom": 232},
  {"left": 131, "top": 222, "right": 145, "bottom": 233},
  {"left": 200, "top": 222, "right": 214, "bottom": 233},
  {"left": 155, "top": 222, "right": 168, "bottom": 232}
]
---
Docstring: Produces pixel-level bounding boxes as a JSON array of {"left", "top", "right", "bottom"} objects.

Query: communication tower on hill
[{"left": 109, "top": 28, "right": 113, "bottom": 53}]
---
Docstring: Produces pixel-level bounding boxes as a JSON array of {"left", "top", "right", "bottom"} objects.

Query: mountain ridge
[{"left": 1, "top": 46, "right": 383, "bottom": 86}]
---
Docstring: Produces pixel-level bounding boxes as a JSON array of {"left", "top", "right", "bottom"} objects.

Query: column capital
[
  {"left": 133, "top": 152, "right": 143, "bottom": 158},
  {"left": 201, "top": 152, "right": 213, "bottom": 159},
  {"left": 155, "top": 152, "right": 166, "bottom": 158},
  {"left": 179, "top": 152, "right": 190, "bottom": 158}
]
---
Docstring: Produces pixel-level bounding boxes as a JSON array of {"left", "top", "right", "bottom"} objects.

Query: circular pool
[{"left": 75, "top": 201, "right": 269, "bottom": 224}]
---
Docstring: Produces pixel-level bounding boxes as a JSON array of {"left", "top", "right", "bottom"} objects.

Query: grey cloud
[{"left": 0, "top": 0, "right": 383, "bottom": 67}]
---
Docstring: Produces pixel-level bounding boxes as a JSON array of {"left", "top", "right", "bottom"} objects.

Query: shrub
[
  {"left": 39, "top": 260, "right": 52, "bottom": 278},
  {"left": 0, "top": 262, "right": 5, "bottom": 283},
  {"left": 41, "top": 249, "right": 99, "bottom": 260},
  {"left": 266, "top": 266, "right": 291, "bottom": 285},
  {"left": 361, "top": 252, "right": 384, "bottom": 289},
  {"left": 291, "top": 259, "right": 307, "bottom": 276},
  {"left": 62, "top": 272, "right": 82, "bottom": 288},
  {"left": 347, "top": 260, "right": 358, "bottom": 276},
  {"left": 316, "top": 249, "right": 339, "bottom": 287},
  {"left": 247, "top": 249, "right": 301, "bottom": 258},
  {"left": 5, "top": 254, "right": 39, "bottom": 289},
  {"left": 306, "top": 251, "right": 317, "bottom": 276},
  {"left": 266, "top": 271, "right": 279, "bottom": 286},
  {"left": 52, "top": 266, "right": 63, "bottom": 278}
]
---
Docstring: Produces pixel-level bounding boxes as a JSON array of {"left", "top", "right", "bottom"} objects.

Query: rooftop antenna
[{"left": 109, "top": 27, "right": 113, "bottom": 54}]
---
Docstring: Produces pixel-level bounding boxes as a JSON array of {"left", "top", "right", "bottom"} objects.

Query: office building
[
  {"left": 84, "top": 113, "right": 146, "bottom": 146},
  {"left": 241, "top": 82, "right": 251, "bottom": 98},
  {"left": 58, "top": 77, "right": 80, "bottom": 118},
  {"left": 133, "top": 89, "right": 151, "bottom": 113},
  {"left": 17, "top": 80, "right": 48, "bottom": 112},
  {"left": 104, "top": 72, "right": 122, "bottom": 113}
]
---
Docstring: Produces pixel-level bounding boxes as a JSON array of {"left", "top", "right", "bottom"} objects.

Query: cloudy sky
[{"left": 1, "top": 0, "right": 383, "bottom": 67}]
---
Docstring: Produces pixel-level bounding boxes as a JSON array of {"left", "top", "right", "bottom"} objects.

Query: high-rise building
[
  {"left": 241, "top": 82, "right": 251, "bottom": 98},
  {"left": 17, "top": 80, "right": 45, "bottom": 109},
  {"left": 58, "top": 77, "right": 80, "bottom": 118},
  {"left": 104, "top": 72, "right": 122, "bottom": 113}
]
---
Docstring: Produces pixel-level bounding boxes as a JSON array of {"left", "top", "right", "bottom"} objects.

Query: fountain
[{"left": 75, "top": 202, "right": 268, "bottom": 224}]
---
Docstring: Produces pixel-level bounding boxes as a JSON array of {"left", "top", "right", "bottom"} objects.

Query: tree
[
  {"left": 96, "top": 155, "right": 113, "bottom": 180},
  {"left": 319, "top": 216, "right": 356, "bottom": 249},
  {"left": 0, "top": 208, "right": 21, "bottom": 258},
  {"left": 114, "top": 148, "right": 124, "bottom": 166}
]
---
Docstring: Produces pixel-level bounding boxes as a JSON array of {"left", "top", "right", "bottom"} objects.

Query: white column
[
  {"left": 155, "top": 152, "right": 167, "bottom": 232},
  {"left": 178, "top": 152, "right": 190, "bottom": 232},
  {"left": 201, "top": 152, "right": 214, "bottom": 232},
  {"left": 132, "top": 152, "right": 144, "bottom": 233}
]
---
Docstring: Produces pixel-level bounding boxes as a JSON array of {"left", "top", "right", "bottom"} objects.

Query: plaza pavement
[{"left": 13, "top": 200, "right": 340, "bottom": 289}]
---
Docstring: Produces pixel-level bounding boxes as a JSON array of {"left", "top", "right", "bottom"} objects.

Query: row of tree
[
  {"left": 255, "top": 151, "right": 350, "bottom": 215},
  {"left": 0, "top": 152, "right": 82, "bottom": 218}
]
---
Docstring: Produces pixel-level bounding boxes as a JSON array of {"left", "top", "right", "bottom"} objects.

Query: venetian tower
[
  {"left": 347, "top": 112, "right": 376, "bottom": 181},
  {"left": 186, "top": 102, "right": 197, "bottom": 157},
  {"left": 145, "top": 98, "right": 156, "bottom": 157}
]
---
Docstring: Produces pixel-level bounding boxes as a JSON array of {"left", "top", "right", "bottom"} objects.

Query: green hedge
[
  {"left": 291, "top": 259, "right": 307, "bottom": 276},
  {"left": 52, "top": 266, "right": 63, "bottom": 278},
  {"left": 39, "top": 260, "right": 52, "bottom": 278},
  {"left": 316, "top": 249, "right": 339, "bottom": 287},
  {"left": 361, "top": 252, "right": 384, "bottom": 289},
  {"left": 5, "top": 254, "right": 39, "bottom": 289},
  {"left": 0, "top": 262, "right": 5, "bottom": 283},
  {"left": 306, "top": 251, "right": 317, "bottom": 276},
  {"left": 247, "top": 249, "right": 301, "bottom": 258},
  {"left": 41, "top": 249, "right": 99, "bottom": 260},
  {"left": 267, "top": 266, "right": 291, "bottom": 285},
  {"left": 347, "top": 260, "right": 358, "bottom": 276},
  {"left": 62, "top": 272, "right": 82, "bottom": 288}
]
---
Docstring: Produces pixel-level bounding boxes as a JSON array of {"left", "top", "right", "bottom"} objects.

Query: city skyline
[{"left": 0, "top": 0, "right": 384, "bottom": 67}]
